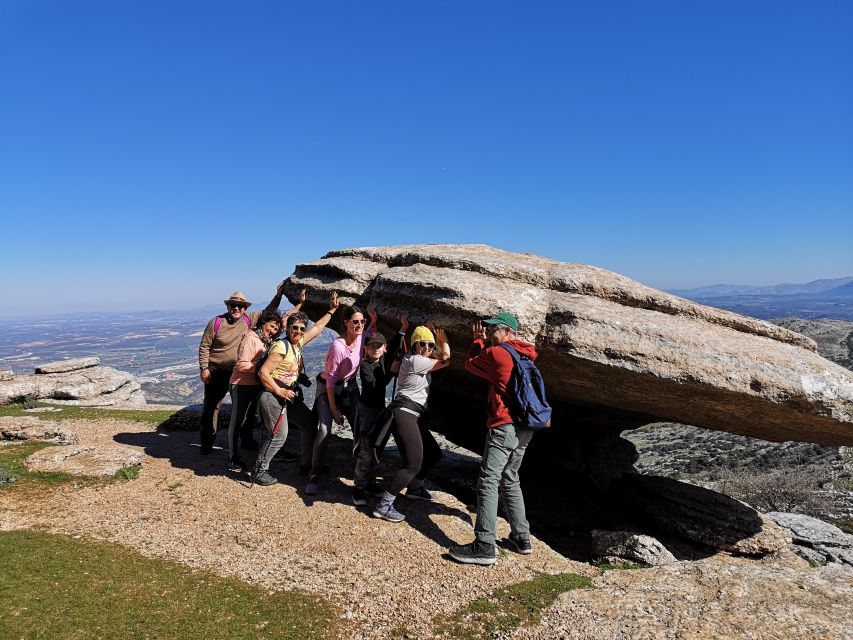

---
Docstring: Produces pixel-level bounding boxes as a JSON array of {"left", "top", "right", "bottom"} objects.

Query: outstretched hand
[
  {"left": 367, "top": 304, "right": 378, "bottom": 327},
  {"left": 329, "top": 291, "right": 340, "bottom": 314},
  {"left": 472, "top": 321, "right": 487, "bottom": 341},
  {"left": 435, "top": 327, "right": 447, "bottom": 343},
  {"left": 298, "top": 288, "right": 307, "bottom": 304},
  {"left": 399, "top": 315, "right": 409, "bottom": 333}
]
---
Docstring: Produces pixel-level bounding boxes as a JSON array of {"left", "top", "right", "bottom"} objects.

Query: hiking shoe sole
[
  {"left": 372, "top": 507, "right": 405, "bottom": 523},
  {"left": 448, "top": 550, "right": 497, "bottom": 566}
]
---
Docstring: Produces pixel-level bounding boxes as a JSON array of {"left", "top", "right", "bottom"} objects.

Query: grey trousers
[
  {"left": 302, "top": 378, "right": 358, "bottom": 477},
  {"left": 254, "top": 390, "right": 312, "bottom": 473},
  {"left": 474, "top": 422, "right": 534, "bottom": 545}
]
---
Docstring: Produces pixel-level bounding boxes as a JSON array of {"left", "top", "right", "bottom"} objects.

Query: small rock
[
  {"left": 590, "top": 530, "right": 677, "bottom": 566},
  {"left": 25, "top": 444, "right": 144, "bottom": 476},
  {"left": 35, "top": 357, "right": 100, "bottom": 374},
  {"left": 0, "top": 416, "right": 78, "bottom": 445},
  {"left": 0, "top": 370, "right": 13, "bottom": 381}
]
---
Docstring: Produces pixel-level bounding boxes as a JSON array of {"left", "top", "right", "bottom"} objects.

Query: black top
[{"left": 359, "top": 331, "right": 404, "bottom": 408}]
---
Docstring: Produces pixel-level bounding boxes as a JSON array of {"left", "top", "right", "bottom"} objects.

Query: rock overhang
[{"left": 283, "top": 244, "right": 853, "bottom": 447}]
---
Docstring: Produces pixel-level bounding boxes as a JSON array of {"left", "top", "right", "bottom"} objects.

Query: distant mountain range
[
  {"left": 670, "top": 277, "right": 853, "bottom": 298},
  {"left": 669, "top": 276, "right": 853, "bottom": 321}
]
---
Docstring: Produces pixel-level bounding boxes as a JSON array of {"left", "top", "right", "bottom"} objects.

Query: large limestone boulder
[
  {"left": 283, "top": 245, "right": 853, "bottom": 453},
  {"left": 0, "top": 359, "right": 145, "bottom": 408}
]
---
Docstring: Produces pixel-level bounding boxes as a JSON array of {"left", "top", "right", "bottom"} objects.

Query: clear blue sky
[{"left": 1, "top": 0, "right": 851, "bottom": 315}]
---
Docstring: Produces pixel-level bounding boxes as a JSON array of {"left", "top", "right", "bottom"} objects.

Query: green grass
[
  {"left": 0, "top": 530, "right": 340, "bottom": 640},
  {"left": 0, "top": 441, "right": 73, "bottom": 489},
  {"left": 434, "top": 572, "right": 592, "bottom": 639},
  {"left": 0, "top": 401, "right": 176, "bottom": 426}
]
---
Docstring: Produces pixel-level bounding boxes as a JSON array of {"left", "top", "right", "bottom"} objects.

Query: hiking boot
[
  {"left": 305, "top": 475, "right": 320, "bottom": 495},
  {"left": 405, "top": 485, "right": 433, "bottom": 501},
  {"left": 251, "top": 470, "right": 278, "bottom": 487},
  {"left": 448, "top": 541, "right": 497, "bottom": 566},
  {"left": 352, "top": 488, "right": 367, "bottom": 506},
  {"left": 372, "top": 502, "right": 405, "bottom": 523},
  {"left": 365, "top": 480, "right": 384, "bottom": 496},
  {"left": 227, "top": 457, "right": 248, "bottom": 473},
  {"left": 507, "top": 533, "right": 533, "bottom": 555}
]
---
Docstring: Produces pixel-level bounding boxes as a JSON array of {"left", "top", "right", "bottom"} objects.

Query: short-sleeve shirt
[
  {"left": 394, "top": 354, "right": 434, "bottom": 407},
  {"left": 269, "top": 338, "right": 304, "bottom": 386}
]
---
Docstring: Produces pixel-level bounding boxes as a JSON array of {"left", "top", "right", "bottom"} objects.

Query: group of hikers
[{"left": 197, "top": 280, "right": 549, "bottom": 566}]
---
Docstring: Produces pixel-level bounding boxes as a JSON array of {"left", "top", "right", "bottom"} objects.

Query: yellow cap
[{"left": 410, "top": 326, "right": 435, "bottom": 345}]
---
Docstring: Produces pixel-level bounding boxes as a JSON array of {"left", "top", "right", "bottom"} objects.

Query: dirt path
[{"left": 4, "top": 418, "right": 853, "bottom": 639}]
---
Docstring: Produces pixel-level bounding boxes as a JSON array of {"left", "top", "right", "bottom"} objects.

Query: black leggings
[{"left": 388, "top": 408, "right": 442, "bottom": 495}]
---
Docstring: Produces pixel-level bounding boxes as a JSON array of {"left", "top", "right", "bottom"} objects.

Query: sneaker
[
  {"left": 372, "top": 502, "right": 405, "bottom": 523},
  {"left": 305, "top": 475, "right": 320, "bottom": 495},
  {"left": 406, "top": 485, "right": 433, "bottom": 501},
  {"left": 352, "top": 488, "right": 367, "bottom": 506},
  {"left": 507, "top": 533, "right": 533, "bottom": 555},
  {"left": 365, "top": 480, "right": 384, "bottom": 496},
  {"left": 251, "top": 470, "right": 278, "bottom": 487},
  {"left": 448, "top": 541, "right": 497, "bottom": 566},
  {"left": 227, "top": 458, "right": 248, "bottom": 473}
]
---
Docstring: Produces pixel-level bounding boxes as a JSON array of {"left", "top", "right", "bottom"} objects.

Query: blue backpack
[{"left": 499, "top": 343, "right": 552, "bottom": 430}]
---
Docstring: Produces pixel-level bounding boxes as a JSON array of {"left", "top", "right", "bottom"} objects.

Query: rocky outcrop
[
  {"left": 0, "top": 359, "right": 145, "bottom": 408},
  {"left": 771, "top": 317, "right": 853, "bottom": 371},
  {"left": 24, "top": 444, "right": 144, "bottom": 477},
  {"left": 0, "top": 416, "right": 78, "bottom": 445},
  {"left": 282, "top": 245, "right": 853, "bottom": 465},
  {"left": 768, "top": 512, "right": 853, "bottom": 568},
  {"left": 35, "top": 357, "right": 100, "bottom": 374},
  {"left": 590, "top": 530, "right": 676, "bottom": 566},
  {"left": 0, "top": 370, "right": 12, "bottom": 382}
]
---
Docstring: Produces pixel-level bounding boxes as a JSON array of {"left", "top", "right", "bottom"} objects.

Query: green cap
[{"left": 482, "top": 311, "right": 519, "bottom": 331}]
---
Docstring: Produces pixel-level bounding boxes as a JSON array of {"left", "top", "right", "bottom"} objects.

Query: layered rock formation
[
  {"left": 0, "top": 357, "right": 145, "bottom": 408},
  {"left": 282, "top": 245, "right": 853, "bottom": 459}
]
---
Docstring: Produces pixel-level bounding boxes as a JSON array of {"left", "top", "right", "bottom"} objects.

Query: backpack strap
[{"left": 243, "top": 314, "right": 251, "bottom": 330}]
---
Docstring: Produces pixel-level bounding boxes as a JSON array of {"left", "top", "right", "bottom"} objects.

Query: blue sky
[{"left": 1, "top": 0, "right": 851, "bottom": 315}]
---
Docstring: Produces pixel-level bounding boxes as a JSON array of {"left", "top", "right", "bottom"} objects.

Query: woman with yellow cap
[{"left": 372, "top": 323, "right": 450, "bottom": 522}]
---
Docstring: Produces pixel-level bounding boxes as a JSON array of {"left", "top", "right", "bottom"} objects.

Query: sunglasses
[
  {"left": 229, "top": 303, "right": 247, "bottom": 310},
  {"left": 415, "top": 341, "right": 435, "bottom": 350},
  {"left": 348, "top": 319, "right": 366, "bottom": 325},
  {"left": 288, "top": 325, "right": 306, "bottom": 332}
]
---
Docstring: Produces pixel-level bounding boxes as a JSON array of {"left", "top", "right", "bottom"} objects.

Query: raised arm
[
  {"left": 430, "top": 327, "right": 451, "bottom": 372},
  {"left": 304, "top": 291, "right": 340, "bottom": 344},
  {"left": 283, "top": 288, "right": 307, "bottom": 320}
]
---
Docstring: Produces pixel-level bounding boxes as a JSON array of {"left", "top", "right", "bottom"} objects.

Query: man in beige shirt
[{"left": 197, "top": 282, "right": 292, "bottom": 454}]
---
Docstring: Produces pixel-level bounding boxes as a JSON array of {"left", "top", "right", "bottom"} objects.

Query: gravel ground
[{"left": 0, "top": 418, "right": 592, "bottom": 639}]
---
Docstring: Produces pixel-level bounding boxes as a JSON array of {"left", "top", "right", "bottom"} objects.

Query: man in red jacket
[{"left": 449, "top": 311, "right": 536, "bottom": 565}]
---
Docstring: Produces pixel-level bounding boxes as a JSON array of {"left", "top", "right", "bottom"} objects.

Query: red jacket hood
[{"left": 502, "top": 339, "right": 538, "bottom": 360}]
